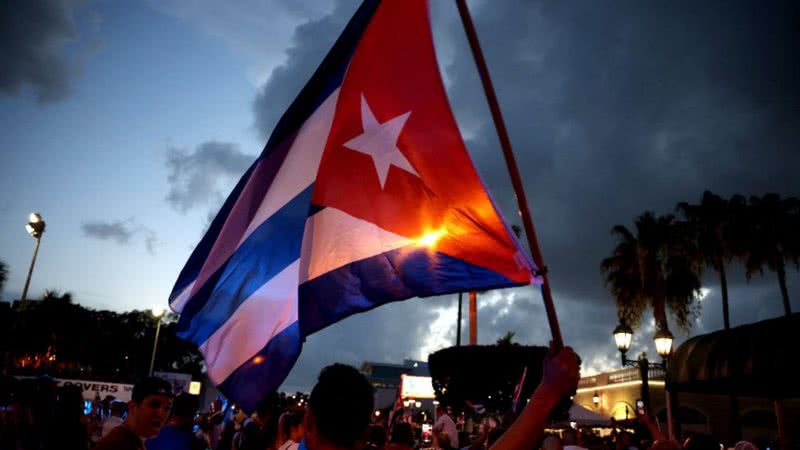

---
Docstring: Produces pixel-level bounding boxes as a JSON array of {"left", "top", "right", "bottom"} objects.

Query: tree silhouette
[
  {"left": 677, "top": 191, "right": 735, "bottom": 329},
  {"left": 734, "top": 193, "right": 800, "bottom": 315},
  {"left": 4, "top": 293, "right": 204, "bottom": 381},
  {"left": 601, "top": 212, "right": 702, "bottom": 332},
  {"left": 0, "top": 260, "right": 8, "bottom": 296}
]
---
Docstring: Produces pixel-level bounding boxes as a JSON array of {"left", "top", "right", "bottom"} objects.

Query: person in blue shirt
[{"left": 146, "top": 393, "right": 206, "bottom": 450}]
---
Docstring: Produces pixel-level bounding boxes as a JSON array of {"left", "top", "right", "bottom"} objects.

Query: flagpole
[{"left": 455, "top": 0, "right": 563, "bottom": 349}]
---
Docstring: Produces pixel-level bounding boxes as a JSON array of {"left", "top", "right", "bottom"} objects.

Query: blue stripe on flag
[
  {"left": 173, "top": 129, "right": 298, "bottom": 316},
  {"left": 297, "top": 247, "right": 526, "bottom": 337},
  {"left": 218, "top": 321, "right": 302, "bottom": 413},
  {"left": 177, "top": 185, "right": 314, "bottom": 345},
  {"left": 168, "top": 162, "right": 257, "bottom": 304}
]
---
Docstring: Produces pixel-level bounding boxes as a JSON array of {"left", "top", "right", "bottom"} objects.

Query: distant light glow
[
  {"left": 414, "top": 228, "right": 447, "bottom": 248},
  {"left": 401, "top": 374, "right": 435, "bottom": 399},
  {"left": 696, "top": 287, "right": 711, "bottom": 301},
  {"left": 252, "top": 355, "right": 265, "bottom": 364},
  {"left": 189, "top": 381, "right": 202, "bottom": 395},
  {"left": 575, "top": 380, "right": 665, "bottom": 394}
]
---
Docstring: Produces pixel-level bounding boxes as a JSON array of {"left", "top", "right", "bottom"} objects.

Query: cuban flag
[{"left": 169, "top": 0, "right": 537, "bottom": 412}]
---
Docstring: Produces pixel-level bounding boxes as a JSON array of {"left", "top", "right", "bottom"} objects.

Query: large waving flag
[{"left": 169, "top": 0, "right": 537, "bottom": 412}]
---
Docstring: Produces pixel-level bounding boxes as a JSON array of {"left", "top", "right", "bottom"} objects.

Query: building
[
  {"left": 574, "top": 366, "right": 799, "bottom": 443},
  {"left": 360, "top": 359, "right": 432, "bottom": 410}
]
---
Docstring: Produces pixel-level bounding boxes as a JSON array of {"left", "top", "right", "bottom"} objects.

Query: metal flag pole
[{"left": 455, "top": 0, "right": 563, "bottom": 348}]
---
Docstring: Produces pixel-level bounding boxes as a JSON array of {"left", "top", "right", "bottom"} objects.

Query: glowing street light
[
  {"left": 21, "top": 213, "right": 46, "bottom": 304},
  {"left": 654, "top": 327, "right": 674, "bottom": 359},
  {"left": 149, "top": 306, "right": 166, "bottom": 376},
  {"left": 611, "top": 321, "right": 672, "bottom": 411}
]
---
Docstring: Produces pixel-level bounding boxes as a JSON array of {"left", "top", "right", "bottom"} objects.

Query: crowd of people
[{"left": 0, "top": 345, "right": 785, "bottom": 450}]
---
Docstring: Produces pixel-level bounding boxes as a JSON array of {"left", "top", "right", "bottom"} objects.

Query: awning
[
  {"left": 666, "top": 313, "right": 800, "bottom": 399},
  {"left": 567, "top": 403, "right": 611, "bottom": 426}
]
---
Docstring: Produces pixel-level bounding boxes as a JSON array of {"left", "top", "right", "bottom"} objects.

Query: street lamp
[
  {"left": 653, "top": 328, "right": 674, "bottom": 359},
  {"left": 612, "top": 321, "right": 673, "bottom": 411},
  {"left": 21, "top": 213, "right": 46, "bottom": 304},
  {"left": 149, "top": 306, "right": 166, "bottom": 376},
  {"left": 592, "top": 392, "right": 600, "bottom": 408},
  {"left": 613, "top": 322, "right": 633, "bottom": 355}
]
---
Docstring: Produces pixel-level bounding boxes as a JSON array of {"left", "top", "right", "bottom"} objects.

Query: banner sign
[
  {"left": 56, "top": 378, "right": 134, "bottom": 402},
  {"left": 154, "top": 371, "right": 193, "bottom": 395},
  {"left": 400, "top": 374, "right": 435, "bottom": 399}
]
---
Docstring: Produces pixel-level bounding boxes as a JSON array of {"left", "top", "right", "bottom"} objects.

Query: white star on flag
[{"left": 343, "top": 94, "right": 419, "bottom": 188}]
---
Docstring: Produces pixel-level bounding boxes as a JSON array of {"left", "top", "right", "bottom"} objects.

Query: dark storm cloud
[
  {"left": 442, "top": 0, "right": 800, "bottom": 303},
  {"left": 253, "top": 0, "right": 359, "bottom": 139},
  {"left": 82, "top": 219, "right": 159, "bottom": 255},
  {"left": 252, "top": 0, "right": 799, "bottom": 390},
  {"left": 82, "top": 220, "right": 134, "bottom": 244},
  {"left": 165, "top": 141, "right": 255, "bottom": 213},
  {"left": 0, "top": 0, "right": 84, "bottom": 103}
]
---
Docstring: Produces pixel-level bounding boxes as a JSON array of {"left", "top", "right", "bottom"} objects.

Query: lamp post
[
  {"left": 149, "top": 306, "right": 166, "bottom": 376},
  {"left": 612, "top": 321, "right": 673, "bottom": 411},
  {"left": 21, "top": 213, "right": 46, "bottom": 304}
]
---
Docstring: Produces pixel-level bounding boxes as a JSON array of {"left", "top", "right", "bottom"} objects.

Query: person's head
[
  {"left": 733, "top": 441, "right": 757, "bottom": 450},
  {"left": 563, "top": 429, "right": 579, "bottom": 446},
  {"left": 210, "top": 399, "right": 223, "bottom": 413},
  {"left": 682, "top": 434, "right": 719, "bottom": 450},
  {"left": 367, "top": 424, "right": 387, "bottom": 449},
  {"left": 110, "top": 400, "right": 126, "bottom": 418},
  {"left": 542, "top": 434, "right": 563, "bottom": 450},
  {"left": 170, "top": 393, "right": 199, "bottom": 422},
  {"left": 126, "top": 377, "right": 172, "bottom": 438},
  {"left": 390, "top": 422, "right": 414, "bottom": 447},
  {"left": 56, "top": 384, "right": 85, "bottom": 419},
  {"left": 650, "top": 440, "right": 681, "bottom": 450},
  {"left": 436, "top": 405, "right": 447, "bottom": 418},
  {"left": 304, "top": 364, "right": 374, "bottom": 450},
  {"left": 282, "top": 410, "right": 305, "bottom": 443}
]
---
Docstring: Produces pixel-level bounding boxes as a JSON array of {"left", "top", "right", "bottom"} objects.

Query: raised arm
[{"left": 488, "top": 343, "right": 580, "bottom": 450}]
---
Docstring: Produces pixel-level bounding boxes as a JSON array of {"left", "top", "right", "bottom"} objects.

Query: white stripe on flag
[
  {"left": 199, "top": 259, "right": 300, "bottom": 385},
  {"left": 169, "top": 280, "right": 195, "bottom": 313},
  {"left": 238, "top": 88, "right": 340, "bottom": 247},
  {"left": 299, "top": 207, "right": 413, "bottom": 283},
  {"left": 185, "top": 88, "right": 340, "bottom": 311}
]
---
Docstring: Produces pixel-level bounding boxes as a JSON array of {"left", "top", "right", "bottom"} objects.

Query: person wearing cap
[{"left": 95, "top": 376, "right": 173, "bottom": 450}]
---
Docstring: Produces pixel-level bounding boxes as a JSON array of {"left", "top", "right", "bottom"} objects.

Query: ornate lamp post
[
  {"left": 613, "top": 321, "right": 673, "bottom": 411},
  {"left": 21, "top": 213, "right": 46, "bottom": 304}
]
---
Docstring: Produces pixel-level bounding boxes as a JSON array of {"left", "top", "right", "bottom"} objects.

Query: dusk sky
[{"left": 1, "top": 0, "right": 798, "bottom": 392}]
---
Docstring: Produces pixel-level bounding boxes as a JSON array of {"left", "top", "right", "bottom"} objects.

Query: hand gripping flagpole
[{"left": 455, "top": 0, "right": 564, "bottom": 349}]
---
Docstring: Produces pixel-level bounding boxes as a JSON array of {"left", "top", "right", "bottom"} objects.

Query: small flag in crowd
[
  {"left": 511, "top": 366, "right": 528, "bottom": 413},
  {"left": 168, "top": 0, "right": 536, "bottom": 412}
]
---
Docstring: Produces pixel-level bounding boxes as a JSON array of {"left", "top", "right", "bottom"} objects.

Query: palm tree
[
  {"left": 677, "top": 191, "right": 735, "bottom": 329},
  {"left": 601, "top": 212, "right": 703, "bottom": 332},
  {"left": 42, "top": 289, "right": 74, "bottom": 304},
  {"left": 734, "top": 194, "right": 799, "bottom": 315},
  {"left": 0, "top": 260, "right": 7, "bottom": 296},
  {"left": 496, "top": 331, "right": 517, "bottom": 346}
]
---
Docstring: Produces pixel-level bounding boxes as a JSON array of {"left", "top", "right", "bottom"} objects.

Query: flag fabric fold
[{"left": 169, "top": 0, "right": 536, "bottom": 412}]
